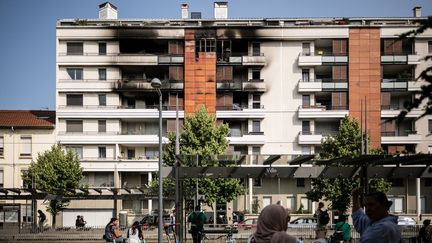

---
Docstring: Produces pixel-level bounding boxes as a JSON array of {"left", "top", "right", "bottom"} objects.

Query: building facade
[
  {"left": 55, "top": 2, "right": 432, "bottom": 224},
  {"left": 0, "top": 110, "right": 56, "bottom": 226}
]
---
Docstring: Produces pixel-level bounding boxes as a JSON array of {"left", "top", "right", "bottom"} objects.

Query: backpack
[
  {"left": 190, "top": 212, "right": 204, "bottom": 231},
  {"left": 318, "top": 210, "right": 330, "bottom": 225}
]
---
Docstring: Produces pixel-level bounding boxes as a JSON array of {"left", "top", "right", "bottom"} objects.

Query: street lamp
[{"left": 151, "top": 78, "right": 163, "bottom": 243}]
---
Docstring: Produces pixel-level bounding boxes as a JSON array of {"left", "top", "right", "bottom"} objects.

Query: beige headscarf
[{"left": 254, "top": 204, "right": 297, "bottom": 243}]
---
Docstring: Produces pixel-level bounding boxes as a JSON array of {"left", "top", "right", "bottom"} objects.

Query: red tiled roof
[{"left": 0, "top": 110, "right": 55, "bottom": 129}]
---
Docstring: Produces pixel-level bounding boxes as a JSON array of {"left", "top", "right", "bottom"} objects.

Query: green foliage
[
  {"left": 158, "top": 106, "right": 245, "bottom": 205},
  {"left": 320, "top": 116, "right": 361, "bottom": 159},
  {"left": 396, "top": 17, "right": 432, "bottom": 121},
  {"left": 22, "top": 145, "right": 84, "bottom": 227},
  {"left": 307, "top": 116, "right": 391, "bottom": 214}
]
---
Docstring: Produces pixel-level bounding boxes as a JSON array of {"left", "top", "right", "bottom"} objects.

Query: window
[
  {"left": 389, "top": 197, "right": 403, "bottom": 213},
  {"left": 20, "top": 136, "right": 32, "bottom": 156},
  {"left": 98, "top": 94, "right": 106, "bottom": 106},
  {"left": 145, "top": 147, "right": 159, "bottom": 159},
  {"left": 67, "top": 42, "right": 83, "bottom": 55},
  {"left": 0, "top": 169, "right": 3, "bottom": 187},
  {"left": 302, "top": 95, "right": 310, "bottom": 108},
  {"left": 252, "top": 196, "right": 259, "bottom": 214},
  {"left": 252, "top": 69, "right": 261, "bottom": 80},
  {"left": 296, "top": 178, "right": 305, "bottom": 187},
  {"left": 98, "top": 147, "right": 106, "bottom": 159},
  {"left": 21, "top": 170, "right": 31, "bottom": 189},
  {"left": 252, "top": 120, "right": 261, "bottom": 133},
  {"left": 252, "top": 42, "right": 261, "bottom": 56},
  {"left": 428, "top": 41, "right": 432, "bottom": 53},
  {"left": 67, "top": 146, "right": 83, "bottom": 159},
  {"left": 83, "top": 172, "right": 114, "bottom": 187},
  {"left": 127, "top": 99, "right": 136, "bottom": 108},
  {"left": 300, "top": 197, "right": 310, "bottom": 212},
  {"left": 196, "top": 39, "right": 216, "bottom": 53},
  {"left": 252, "top": 94, "right": 261, "bottom": 109},
  {"left": 390, "top": 178, "right": 404, "bottom": 187},
  {"left": 127, "top": 149, "right": 135, "bottom": 159},
  {"left": 302, "top": 121, "right": 311, "bottom": 134},
  {"left": 302, "top": 43, "right": 311, "bottom": 56},
  {"left": 263, "top": 196, "right": 272, "bottom": 208},
  {"left": 252, "top": 146, "right": 260, "bottom": 165},
  {"left": 0, "top": 136, "right": 3, "bottom": 156},
  {"left": 99, "top": 43, "right": 107, "bottom": 55},
  {"left": 98, "top": 68, "right": 107, "bottom": 80},
  {"left": 66, "top": 94, "right": 83, "bottom": 106},
  {"left": 253, "top": 177, "right": 262, "bottom": 187},
  {"left": 429, "top": 120, "right": 432, "bottom": 133},
  {"left": 286, "top": 196, "right": 295, "bottom": 211},
  {"left": 302, "top": 146, "right": 311, "bottom": 155},
  {"left": 66, "top": 120, "right": 83, "bottom": 133},
  {"left": 421, "top": 197, "right": 426, "bottom": 214},
  {"left": 302, "top": 69, "right": 310, "bottom": 82},
  {"left": 169, "top": 66, "right": 183, "bottom": 81},
  {"left": 67, "top": 68, "right": 83, "bottom": 80},
  {"left": 98, "top": 120, "right": 106, "bottom": 133},
  {"left": 425, "top": 178, "right": 432, "bottom": 187}
]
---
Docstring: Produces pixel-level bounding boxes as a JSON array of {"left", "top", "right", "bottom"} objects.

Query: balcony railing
[
  {"left": 299, "top": 131, "right": 339, "bottom": 136},
  {"left": 216, "top": 104, "right": 264, "bottom": 111},
  {"left": 381, "top": 130, "right": 417, "bottom": 136},
  {"left": 301, "top": 105, "right": 348, "bottom": 110}
]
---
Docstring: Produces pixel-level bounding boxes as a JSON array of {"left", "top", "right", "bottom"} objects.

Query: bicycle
[{"left": 215, "top": 227, "right": 237, "bottom": 243}]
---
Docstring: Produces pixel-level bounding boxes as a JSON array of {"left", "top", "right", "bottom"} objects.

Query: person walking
[
  {"left": 314, "top": 202, "right": 329, "bottom": 240},
  {"left": 351, "top": 188, "right": 401, "bottom": 243},
  {"left": 37, "top": 210, "right": 46, "bottom": 233},
  {"left": 187, "top": 205, "right": 207, "bottom": 243}
]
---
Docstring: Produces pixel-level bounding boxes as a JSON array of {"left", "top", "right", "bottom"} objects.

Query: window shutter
[{"left": 381, "top": 93, "right": 391, "bottom": 109}]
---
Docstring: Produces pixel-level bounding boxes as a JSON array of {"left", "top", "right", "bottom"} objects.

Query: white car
[
  {"left": 397, "top": 216, "right": 416, "bottom": 226},
  {"left": 288, "top": 217, "right": 318, "bottom": 228}
]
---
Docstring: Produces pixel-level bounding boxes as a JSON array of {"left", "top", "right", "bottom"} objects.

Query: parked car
[
  {"left": 288, "top": 217, "right": 317, "bottom": 228},
  {"left": 233, "top": 218, "right": 258, "bottom": 229},
  {"left": 397, "top": 216, "right": 416, "bottom": 227}
]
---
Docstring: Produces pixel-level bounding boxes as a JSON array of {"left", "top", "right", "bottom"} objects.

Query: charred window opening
[
  {"left": 119, "top": 39, "right": 168, "bottom": 54},
  {"left": 195, "top": 39, "right": 216, "bottom": 58},
  {"left": 121, "top": 66, "right": 169, "bottom": 81}
]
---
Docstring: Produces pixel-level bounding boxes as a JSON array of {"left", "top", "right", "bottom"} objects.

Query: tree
[
  {"left": 160, "top": 106, "right": 245, "bottom": 205},
  {"left": 306, "top": 116, "right": 391, "bottom": 214},
  {"left": 22, "top": 145, "right": 84, "bottom": 228},
  {"left": 396, "top": 17, "right": 432, "bottom": 121}
]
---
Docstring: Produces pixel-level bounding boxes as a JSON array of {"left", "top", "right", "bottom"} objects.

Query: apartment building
[
  {"left": 56, "top": 2, "right": 432, "bottom": 224},
  {"left": 0, "top": 110, "right": 56, "bottom": 226}
]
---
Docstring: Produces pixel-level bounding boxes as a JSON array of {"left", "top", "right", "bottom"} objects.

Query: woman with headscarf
[{"left": 248, "top": 204, "right": 298, "bottom": 243}]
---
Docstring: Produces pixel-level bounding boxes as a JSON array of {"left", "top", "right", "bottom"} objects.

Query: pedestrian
[
  {"left": 104, "top": 217, "right": 125, "bottom": 243},
  {"left": 37, "top": 210, "right": 46, "bottom": 233},
  {"left": 187, "top": 205, "right": 207, "bottom": 243},
  {"left": 313, "top": 202, "right": 329, "bottom": 240},
  {"left": 247, "top": 204, "right": 298, "bottom": 243},
  {"left": 331, "top": 214, "right": 351, "bottom": 243},
  {"left": 418, "top": 219, "right": 432, "bottom": 243},
  {"left": 127, "top": 221, "right": 144, "bottom": 243},
  {"left": 351, "top": 188, "right": 401, "bottom": 243}
]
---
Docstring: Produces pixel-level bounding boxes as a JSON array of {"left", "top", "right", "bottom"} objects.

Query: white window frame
[
  {"left": 0, "top": 136, "right": 4, "bottom": 156},
  {"left": 20, "top": 136, "right": 32, "bottom": 157}
]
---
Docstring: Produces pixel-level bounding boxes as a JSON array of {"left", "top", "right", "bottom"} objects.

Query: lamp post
[{"left": 151, "top": 78, "right": 163, "bottom": 243}]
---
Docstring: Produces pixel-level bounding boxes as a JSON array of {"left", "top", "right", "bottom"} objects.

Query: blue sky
[{"left": 0, "top": 0, "right": 431, "bottom": 110}]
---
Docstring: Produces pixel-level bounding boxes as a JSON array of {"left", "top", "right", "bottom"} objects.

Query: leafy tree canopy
[
  {"left": 158, "top": 106, "right": 245, "bottom": 205},
  {"left": 22, "top": 145, "right": 84, "bottom": 227},
  {"left": 306, "top": 116, "right": 391, "bottom": 214}
]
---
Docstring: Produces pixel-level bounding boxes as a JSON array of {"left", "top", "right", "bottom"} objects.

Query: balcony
[
  {"left": 216, "top": 105, "right": 265, "bottom": 119},
  {"left": 243, "top": 79, "right": 266, "bottom": 92},
  {"left": 242, "top": 54, "right": 266, "bottom": 66},
  {"left": 380, "top": 106, "right": 423, "bottom": 118},
  {"left": 57, "top": 132, "right": 169, "bottom": 145},
  {"left": 79, "top": 159, "right": 158, "bottom": 172},
  {"left": 298, "top": 52, "right": 348, "bottom": 66},
  {"left": 381, "top": 131, "right": 421, "bottom": 144},
  {"left": 57, "top": 79, "right": 117, "bottom": 92},
  {"left": 227, "top": 133, "right": 266, "bottom": 145},
  {"left": 57, "top": 106, "right": 184, "bottom": 119},
  {"left": 381, "top": 52, "right": 420, "bottom": 65},
  {"left": 115, "top": 79, "right": 184, "bottom": 91},
  {"left": 158, "top": 55, "right": 184, "bottom": 64},
  {"left": 298, "top": 79, "right": 348, "bottom": 92},
  {"left": 57, "top": 53, "right": 159, "bottom": 65},
  {"left": 298, "top": 105, "right": 348, "bottom": 119},
  {"left": 298, "top": 131, "right": 339, "bottom": 145},
  {"left": 217, "top": 53, "right": 266, "bottom": 66}
]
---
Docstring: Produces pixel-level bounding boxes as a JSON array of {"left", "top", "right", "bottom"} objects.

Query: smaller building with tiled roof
[{"left": 0, "top": 110, "right": 55, "bottom": 129}]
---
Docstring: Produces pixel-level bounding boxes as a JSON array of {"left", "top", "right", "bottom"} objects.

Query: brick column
[{"left": 349, "top": 28, "right": 381, "bottom": 148}]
